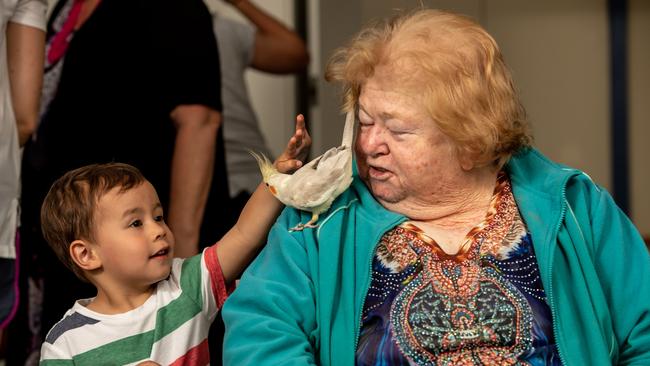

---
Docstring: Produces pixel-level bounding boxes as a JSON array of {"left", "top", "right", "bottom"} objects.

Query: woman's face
[{"left": 355, "top": 74, "right": 468, "bottom": 215}]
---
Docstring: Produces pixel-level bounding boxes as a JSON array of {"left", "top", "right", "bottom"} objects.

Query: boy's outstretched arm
[{"left": 216, "top": 115, "right": 311, "bottom": 283}]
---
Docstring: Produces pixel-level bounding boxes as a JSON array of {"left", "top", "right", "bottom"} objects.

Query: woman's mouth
[{"left": 368, "top": 166, "right": 391, "bottom": 180}]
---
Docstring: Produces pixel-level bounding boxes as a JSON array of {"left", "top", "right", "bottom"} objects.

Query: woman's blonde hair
[{"left": 325, "top": 9, "right": 531, "bottom": 167}]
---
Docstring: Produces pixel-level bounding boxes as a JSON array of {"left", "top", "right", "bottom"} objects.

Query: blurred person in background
[{"left": 0, "top": 0, "right": 46, "bottom": 361}]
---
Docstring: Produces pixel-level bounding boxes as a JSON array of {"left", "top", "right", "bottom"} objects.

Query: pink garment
[{"left": 46, "top": 0, "right": 83, "bottom": 64}]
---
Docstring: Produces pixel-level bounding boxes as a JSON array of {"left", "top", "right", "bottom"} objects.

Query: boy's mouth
[{"left": 150, "top": 248, "right": 170, "bottom": 259}]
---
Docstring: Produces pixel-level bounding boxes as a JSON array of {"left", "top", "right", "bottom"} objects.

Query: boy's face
[{"left": 92, "top": 181, "right": 174, "bottom": 290}]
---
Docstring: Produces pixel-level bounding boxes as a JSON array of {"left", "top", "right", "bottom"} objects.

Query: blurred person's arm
[
  {"left": 225, "top": 0, "right": 309, "bottom": 73},
  {"left": 168, "top": 105, "right": 221, "bottom": 258},
  {"left": 6, "top": 0, "right": 47, "bottom": 146},
  {"left": 153, "top": 0, "right": 222, "bottom": 258}
]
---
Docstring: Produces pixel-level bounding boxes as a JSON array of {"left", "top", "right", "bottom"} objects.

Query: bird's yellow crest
[{"left": 249, "top": 150, "right": 278, "bottom": 183}]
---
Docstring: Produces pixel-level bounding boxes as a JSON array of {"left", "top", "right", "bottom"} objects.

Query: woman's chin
[{"left": 370, "top": 184, "right": 406, "bottom": 205}]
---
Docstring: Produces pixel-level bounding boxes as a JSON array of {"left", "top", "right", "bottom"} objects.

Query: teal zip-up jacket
[{"left": 222, "top": 148, "right": 650, "bottom": 365}]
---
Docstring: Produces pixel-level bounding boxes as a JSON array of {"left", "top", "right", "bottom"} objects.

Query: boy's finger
[
  {"left": 288, "top": 139, "right": 298, "bottom": 154},
  {"left": 296, "top": 114, "right": 305, "bottom": 131}
]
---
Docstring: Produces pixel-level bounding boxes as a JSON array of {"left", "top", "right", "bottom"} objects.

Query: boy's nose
[{"left": 153, "top": 223, "right": 167, "bottom": 241}]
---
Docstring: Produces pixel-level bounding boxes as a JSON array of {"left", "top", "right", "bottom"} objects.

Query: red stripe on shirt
[
  {"left": 204, "top": 245, "right": 230, "bottom": 308},
  {"left": 168, "top": 338, "right": 210, "bottom": 366}
]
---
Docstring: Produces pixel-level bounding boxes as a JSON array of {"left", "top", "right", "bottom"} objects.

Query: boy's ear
[{"left": 70, "top": 239, "right": 102, "bottom": 271}]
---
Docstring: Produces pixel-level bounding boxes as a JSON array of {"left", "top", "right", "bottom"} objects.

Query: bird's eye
[{"left": 265, "top": 183, "right": 269, "bottom": 187}]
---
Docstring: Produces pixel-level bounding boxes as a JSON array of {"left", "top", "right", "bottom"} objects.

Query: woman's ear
[
  {"left": 70, "top": 240, "right": 101, "bottom": 271},
  {"left": 459, "top": 153, "right": 475, "bottom": 171}
]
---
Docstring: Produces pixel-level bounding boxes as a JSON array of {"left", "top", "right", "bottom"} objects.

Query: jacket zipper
[{"left": 546, "top": 183, "right": 569, "bottom": 366}]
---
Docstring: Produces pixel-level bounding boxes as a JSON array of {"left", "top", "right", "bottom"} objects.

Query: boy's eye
[
  {"left": 129, "top": 220, "right": 143, "bottom": 228},
  {"left": 154, "top": 215, "right": 164, "bottom": 222}
]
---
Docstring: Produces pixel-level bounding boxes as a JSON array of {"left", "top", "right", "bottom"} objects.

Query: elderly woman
[{"left": 222, "top": 9, "right": 650, "bottom": 366}]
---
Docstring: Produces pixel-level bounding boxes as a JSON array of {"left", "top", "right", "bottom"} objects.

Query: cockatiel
[{"left": 252, "top": 111, "right": 355, "bottom": 231}]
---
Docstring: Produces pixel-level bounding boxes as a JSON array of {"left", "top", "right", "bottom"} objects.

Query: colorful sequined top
[{"left": 355, "top": 174, "right": 562, "bottom": 365}]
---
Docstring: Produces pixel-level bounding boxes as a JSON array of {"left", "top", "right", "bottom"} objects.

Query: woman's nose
[{"left": 359, "top": 126, "right": 389, "bottom": 157}]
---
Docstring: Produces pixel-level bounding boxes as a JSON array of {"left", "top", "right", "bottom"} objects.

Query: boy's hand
[{"left": 274, "top": 114, "right": 311, "bottom": 174}]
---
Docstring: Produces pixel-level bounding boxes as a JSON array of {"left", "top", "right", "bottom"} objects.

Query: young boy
[{"left": 38, "top": 117, "right": 310, "bottom": 365}]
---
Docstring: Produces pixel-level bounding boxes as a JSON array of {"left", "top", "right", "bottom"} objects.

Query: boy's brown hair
[{"left": 40, "top": 163, "right": 146, "bottom": 281}]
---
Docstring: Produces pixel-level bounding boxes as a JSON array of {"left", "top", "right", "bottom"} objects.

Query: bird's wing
[
  {"left": 313, "top": 147, "right": 349, "bottom": 172},
  {"left": 340, "top": 111, "right": 356, "bottom": 148},
  {"left": 300, "top": 146, "right": 339, "bottom": 172},
  {"left": 284, "top": 165, "right": 351, "bottom": 210}
]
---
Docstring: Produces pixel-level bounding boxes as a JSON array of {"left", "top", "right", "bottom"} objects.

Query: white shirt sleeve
[{"left": 10, "top": 0, "right": 47, "bottom": 31}]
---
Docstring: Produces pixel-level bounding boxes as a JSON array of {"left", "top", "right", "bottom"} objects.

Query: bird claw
[
  {"left": 288, "top": 222, "right": 319, "bottom": 232},
  {"left": 289, "top": 223, "right": 305, "bottom": 232}
]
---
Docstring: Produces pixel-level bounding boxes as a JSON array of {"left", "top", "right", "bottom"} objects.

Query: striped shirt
[{"left": 40, "top": 246, "right": 228, "bottom": 365}]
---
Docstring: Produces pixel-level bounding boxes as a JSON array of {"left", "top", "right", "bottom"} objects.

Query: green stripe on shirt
[{"left": 154, "top": 255, "right": 204, "bottom": 341}]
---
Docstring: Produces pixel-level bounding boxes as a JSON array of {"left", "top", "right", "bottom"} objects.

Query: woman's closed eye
[
  {"left": 389, "top": 128, "right": 410, "bottom": 136},
  {"left": 358, "top": 119, "right": 373, "bottom": 128}
]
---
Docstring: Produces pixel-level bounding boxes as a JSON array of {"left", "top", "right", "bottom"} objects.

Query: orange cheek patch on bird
[{"left": 269, "top": 186, "right": 277, "bottom": 195}]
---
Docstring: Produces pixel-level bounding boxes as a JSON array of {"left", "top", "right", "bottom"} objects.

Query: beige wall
[
  {"left": 486, "top": 1, "right": 611, "bottom": 191},
  {"left": 629, "top": 0, "right": 650, "bottom": 235}
]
